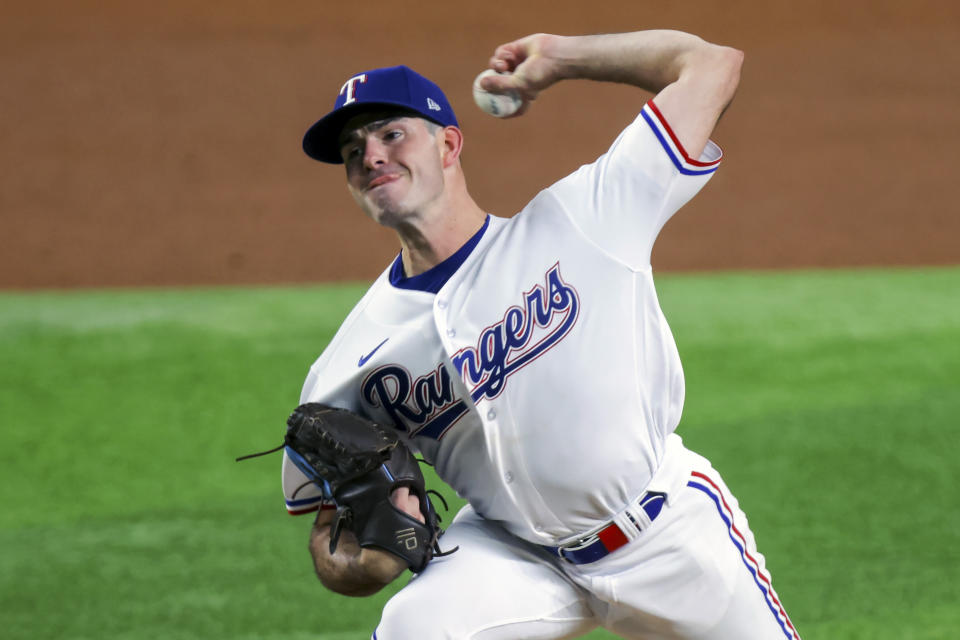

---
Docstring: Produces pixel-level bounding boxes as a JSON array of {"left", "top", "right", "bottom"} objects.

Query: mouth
[{"left": 366, "top": 173, "right": 401, "bottom": 191}]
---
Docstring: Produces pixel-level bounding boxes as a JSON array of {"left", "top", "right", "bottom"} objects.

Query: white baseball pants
[{"left": 374, "top": 437, "right": 800, "bottom": 639}]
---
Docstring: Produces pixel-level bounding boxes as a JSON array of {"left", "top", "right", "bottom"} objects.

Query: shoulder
[{"left": 298, "top": 268, "right": 393, "bottom": 400}]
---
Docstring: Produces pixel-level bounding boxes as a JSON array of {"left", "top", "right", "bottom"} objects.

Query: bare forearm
[
  {"left": 308, "top": 510, "right": 407, "bottom": 597},
  {"left": 545, "top": 31, "right": 737, "bottom": 95}
]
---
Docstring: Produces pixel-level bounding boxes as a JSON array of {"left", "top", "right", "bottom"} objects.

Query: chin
[{"left": 365, "top": 203, "right": 412, "bottom": 229}]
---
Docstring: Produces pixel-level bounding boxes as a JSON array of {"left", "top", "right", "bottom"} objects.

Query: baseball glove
[{"left": 282, "top": 403, "right": 447, "bottom": 573}]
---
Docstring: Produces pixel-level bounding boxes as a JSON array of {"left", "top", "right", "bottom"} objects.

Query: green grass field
[{"left": 1, "top": 267, "right": 957, "bottom": 639}]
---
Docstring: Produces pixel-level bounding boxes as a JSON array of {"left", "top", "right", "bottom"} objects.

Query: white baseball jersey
[{"left": 282, "top": 100, "right": 722, "bottom": 547}]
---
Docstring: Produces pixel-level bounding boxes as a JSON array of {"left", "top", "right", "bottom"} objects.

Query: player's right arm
[
  {"left": 480, "top": 30, "right": 743, "bottom": 161},
  {"left": 308, "top": 487, "right": 424, "bottom": 597}
]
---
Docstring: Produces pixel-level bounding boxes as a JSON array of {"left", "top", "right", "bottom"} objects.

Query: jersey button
[
  {"left": 504, "top": 471, "right": 514, "bottom": 483},
  {"left": 446, "top": 328, "right": 456, "bottom": 338},
  {"left": 437, "top": 299, "right": 448, "bottom": 309},
  {"left": 487, "top": 409, "right": 496, "bottom": 420}
]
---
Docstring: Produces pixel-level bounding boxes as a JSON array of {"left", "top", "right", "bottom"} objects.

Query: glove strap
[{"left": 329, "top": 506, "right": 353, "bottom": 554}]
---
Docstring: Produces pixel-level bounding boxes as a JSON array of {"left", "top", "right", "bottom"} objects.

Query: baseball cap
[{"left": 302, "top": 65, "right": 459, "bottom": 164}]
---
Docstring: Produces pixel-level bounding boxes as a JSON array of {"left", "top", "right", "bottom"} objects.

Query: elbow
[
  {"left": 679, "top": 42, "right": 744, "bottom": 110},
  {"left": 720, "top": 45, "right": 745, "bottom": 71},
  {"left": 714, "top": 45, "right": 744, "bottom": 106}
]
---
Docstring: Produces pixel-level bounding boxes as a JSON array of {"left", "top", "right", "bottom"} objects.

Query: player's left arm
[
  {"left": 480, "top": 30, "right": 743, "bottom": 159},
  {"left": 307, "top": 487, "right": 424, "bottom": 597}
]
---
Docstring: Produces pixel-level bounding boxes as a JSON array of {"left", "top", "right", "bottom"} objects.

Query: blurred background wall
[{"left": 2, "top": 0, "right": 957, "bottom": 288}]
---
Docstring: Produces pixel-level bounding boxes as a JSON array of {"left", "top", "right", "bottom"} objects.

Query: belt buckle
[
  {"left": 553, "top": 530, "right": 602, "bottom": 563},
  {"left": 559, "top": 532, "right": 601, "bottom": 554},
  {"left": 553, "top": 490, "right": 668, "bottom": 563}
]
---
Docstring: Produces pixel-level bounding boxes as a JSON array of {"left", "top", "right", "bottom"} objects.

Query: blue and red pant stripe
[{"left": 687, "top": 471, "right": 801, "bottom": 640}]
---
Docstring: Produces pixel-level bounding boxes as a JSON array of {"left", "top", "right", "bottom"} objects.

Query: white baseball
[{"left": 472, "top": 69, "right": 523, "bottom": 118}]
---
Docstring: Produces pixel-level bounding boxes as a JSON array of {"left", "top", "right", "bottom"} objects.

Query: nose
[{"left": 362, "top": 137, "right": 388, "bottom": 169}]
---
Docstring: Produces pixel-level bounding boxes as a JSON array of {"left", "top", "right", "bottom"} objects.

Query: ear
[{"left": 439, "top": 126, "right": 464, "bottom": 168}]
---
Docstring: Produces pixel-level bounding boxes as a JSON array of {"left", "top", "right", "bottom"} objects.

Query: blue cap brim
[{"left": 302, "top": 101, "right": 442, "bottom": 164}]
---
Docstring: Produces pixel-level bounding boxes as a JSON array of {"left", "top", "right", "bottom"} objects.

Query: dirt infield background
[{"left": 2, "top": 0, "right": 958, "bottom": 289}]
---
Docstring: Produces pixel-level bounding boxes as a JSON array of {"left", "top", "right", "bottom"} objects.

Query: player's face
[{"left": 339, "top": 112, "right": 447, "bottom": 227}]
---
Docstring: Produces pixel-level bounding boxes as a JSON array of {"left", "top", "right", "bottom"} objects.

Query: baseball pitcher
[{"left": 272, "top": 29, "right": 800, "bottom": 639}]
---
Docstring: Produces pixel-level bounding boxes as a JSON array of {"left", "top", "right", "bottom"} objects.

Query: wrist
[{"left": 540, "top": 34, "right": 578, "bottom": 82}]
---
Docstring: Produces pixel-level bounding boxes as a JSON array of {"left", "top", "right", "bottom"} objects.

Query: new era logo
[{"left": 426, "top": 98, "right": 441, "bottom": 112}]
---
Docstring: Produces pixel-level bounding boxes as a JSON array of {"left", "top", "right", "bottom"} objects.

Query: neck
[{"left": 396, "top": 197, "right": 487, "bottom": 277}]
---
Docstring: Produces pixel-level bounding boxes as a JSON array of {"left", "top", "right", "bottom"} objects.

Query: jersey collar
[{"left": 389, "top": 215, "right": 490, "bottom": 294}]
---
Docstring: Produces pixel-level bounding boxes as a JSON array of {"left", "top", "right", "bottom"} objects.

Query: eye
[
  {"left": 383, "top": 129, "right": 403, "bottom": 142},
  {"left": 341, "top": 144, "right": 362, "bottom": 161}
]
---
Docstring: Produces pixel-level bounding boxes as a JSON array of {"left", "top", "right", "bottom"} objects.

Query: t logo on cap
[{"left": 340, "top": 74, "right": 368, "bottom": 106}]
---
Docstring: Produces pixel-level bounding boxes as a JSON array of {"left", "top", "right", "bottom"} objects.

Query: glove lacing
[{"left": 237, "top": 444, "right": 459, "bottom": 559}]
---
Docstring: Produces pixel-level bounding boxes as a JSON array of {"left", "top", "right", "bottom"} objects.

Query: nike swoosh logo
[{"left": 358, "top": 338, "right": 389, "bottom": 367}]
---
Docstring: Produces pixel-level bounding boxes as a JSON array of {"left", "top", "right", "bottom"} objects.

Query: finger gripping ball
[{"left": 472, "top": 69, "right": 522, "bottom": 118}]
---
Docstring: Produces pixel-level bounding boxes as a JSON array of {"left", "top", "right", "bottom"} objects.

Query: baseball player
[{"left": 284, "top": 29, "right": 801, "bottom": 639}]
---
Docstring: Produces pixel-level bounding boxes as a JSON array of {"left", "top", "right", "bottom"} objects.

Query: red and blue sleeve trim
[
  {"left": 640, "top": 101, "right": 722, "bottom": 176},
  {"left": 285, "top": 494, "right": 330, "bottom": 516}
]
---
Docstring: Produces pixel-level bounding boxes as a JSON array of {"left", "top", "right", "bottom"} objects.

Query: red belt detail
[{"left": 597, "top": 522, "right": 630, "bottom": 552}]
